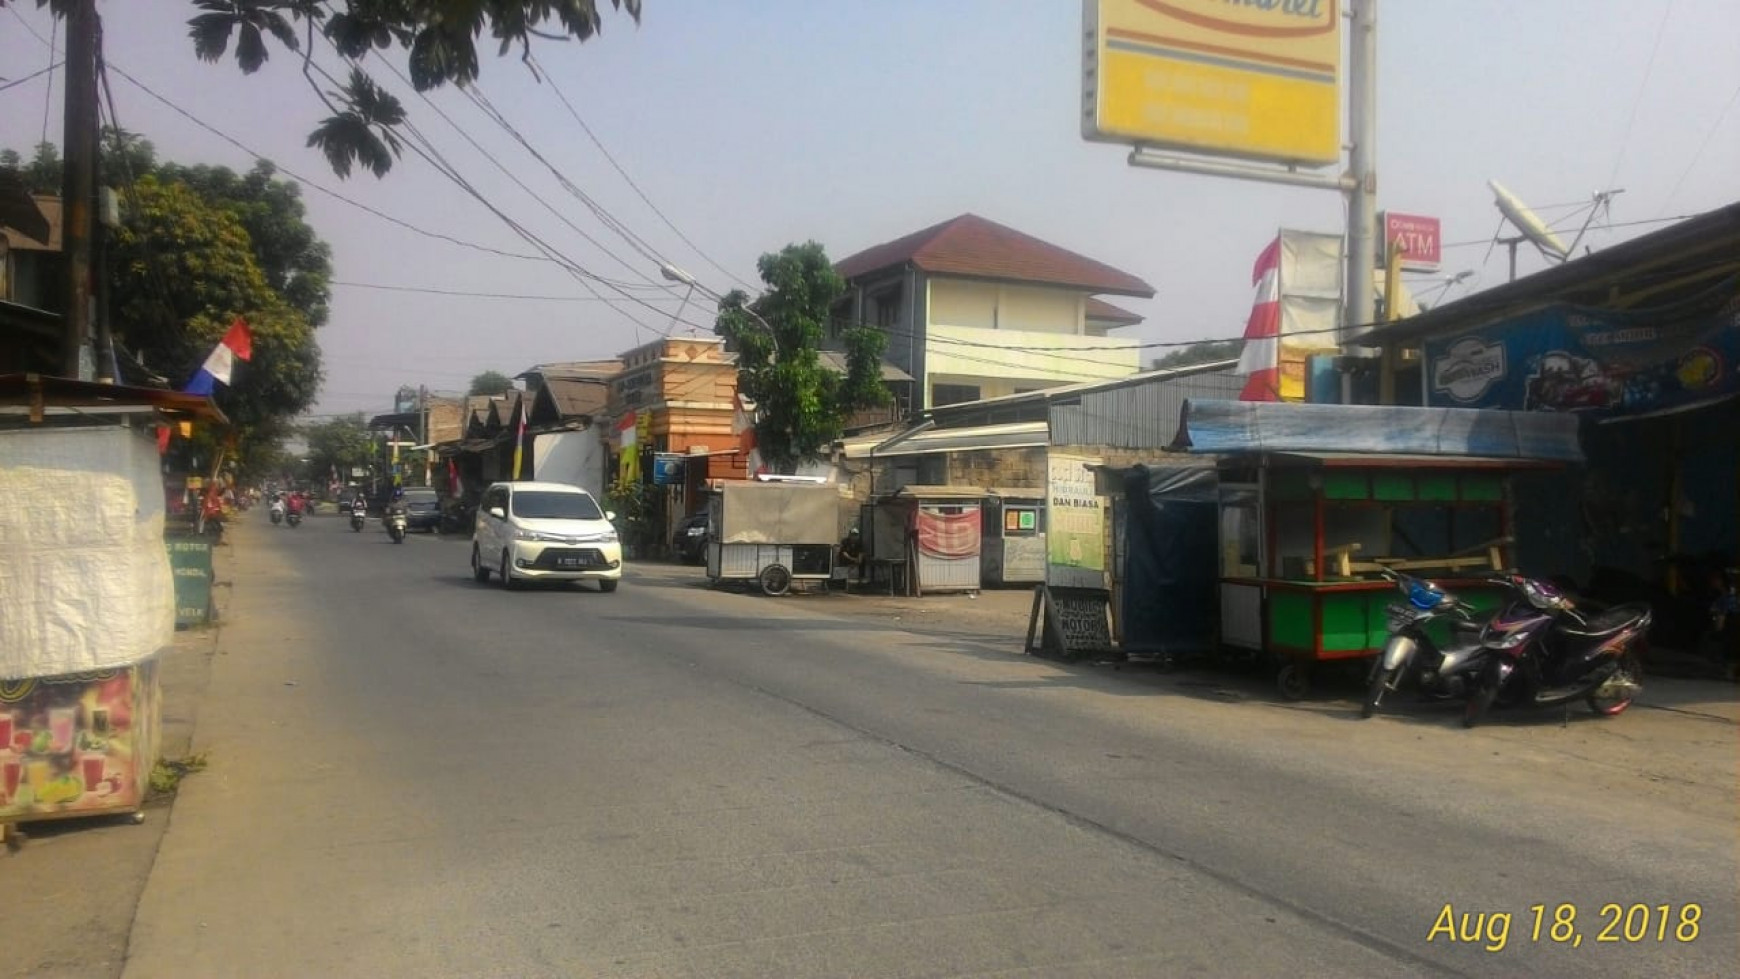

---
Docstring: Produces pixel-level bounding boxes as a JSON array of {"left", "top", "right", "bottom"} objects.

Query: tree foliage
[
  {"left": 468, "top": 370, "right": 514, "bottom": 396},
  {"left": 4, "top": 137, "right": 331, "bottom": 475},
  {"left": 715, "top": 242, "right": 888, "bottom": 471},
  {"left": 76, "top": 0, "right": 640, "bottom": 178},
  {"left": 300, "top": 412, "right": 374, "bottom": 484},
  {"left": 1151, "top": 338, "right": 1245, "bottom": 371}
]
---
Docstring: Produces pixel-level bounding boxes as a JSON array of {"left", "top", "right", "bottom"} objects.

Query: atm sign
[{"left": 1382, "top": 212, "right": 1441, "bottom": 271}]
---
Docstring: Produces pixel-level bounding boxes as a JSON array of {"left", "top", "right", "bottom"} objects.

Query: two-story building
[{"left": 832, "top": 214, "right": 1155, "bottom": 409}]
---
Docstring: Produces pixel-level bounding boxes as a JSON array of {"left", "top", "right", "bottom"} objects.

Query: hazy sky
[{"left": 4, "top": 1, "right": 1737, "bottom": 418}]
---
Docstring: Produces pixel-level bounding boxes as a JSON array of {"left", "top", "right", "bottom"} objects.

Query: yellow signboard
[{"left": 1082, "top": 0, "right": 1342, "bottom": 166}]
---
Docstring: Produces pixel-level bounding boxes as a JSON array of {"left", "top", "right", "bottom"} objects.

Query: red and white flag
[
  {"left": 183, "top": 317, "right": 253, "bottom": 397},
  {"left": 1235, "top": 237, "right": 1282, "bottom": 402}
]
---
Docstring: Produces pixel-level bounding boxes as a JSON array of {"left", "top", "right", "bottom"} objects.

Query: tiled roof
[
  {"left": 833, "top": 214, "right": 1154, "bottom": 298},
  {"left": 1085, "top": 297, "right": 1143, "bottom": 325}
]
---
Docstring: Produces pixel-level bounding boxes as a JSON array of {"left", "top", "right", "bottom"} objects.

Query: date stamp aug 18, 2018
[{"left": 1427, "top": 902, "right": 1702, "bottom": 953}]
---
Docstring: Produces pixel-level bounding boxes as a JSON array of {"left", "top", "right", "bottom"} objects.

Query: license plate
[{"left": 556, "top": 556, "right": 590, "bottom": 568}]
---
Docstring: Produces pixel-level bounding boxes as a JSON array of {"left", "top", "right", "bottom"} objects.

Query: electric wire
[
  {"left": 1605, "top": 0, "right": 1675, "bottom": 192},
  {"left": 1660, "top": 78, "right": 1740, "bottom": 215},
  {"left": 0, "top": 61, "right": 61, "bottom": 93}
]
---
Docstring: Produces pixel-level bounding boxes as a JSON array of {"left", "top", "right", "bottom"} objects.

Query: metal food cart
[
  {"left": 980, "top": 488, "right": 1046, "bottom": 587},
  {"left": 705, "top": 480, "right": 841, "bottom": 596},
  {"left": 1172, "top": 400, "right": 1583, "bottom": 699}
]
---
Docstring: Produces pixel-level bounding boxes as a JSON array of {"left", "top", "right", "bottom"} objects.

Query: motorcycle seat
[{"left": 1561, "top": 603, "right": 1651, "bottom": 638}]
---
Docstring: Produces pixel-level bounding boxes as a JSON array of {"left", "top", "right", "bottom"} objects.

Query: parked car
[
  {"left": 401, "top": 487, "right": 441, "bottom": 532},
  {"left": 673, "top": 512, "right": 709, "bottom": 564},
  {"left": 471, "top": 481, "right": 623, "bottom": 592}
]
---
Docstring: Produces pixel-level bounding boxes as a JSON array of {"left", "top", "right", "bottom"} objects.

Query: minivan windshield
[{"left": 511, "top": 490, "right": 603, "bottom": 521}]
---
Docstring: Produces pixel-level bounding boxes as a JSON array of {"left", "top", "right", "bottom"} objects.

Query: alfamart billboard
[{"left": 1082, "top": 0, "right": 1342, "bottom": 166}]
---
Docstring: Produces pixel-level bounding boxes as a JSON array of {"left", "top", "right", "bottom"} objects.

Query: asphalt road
[{"left": 121, "top": 514, "right": 1738, "bottom": 978}]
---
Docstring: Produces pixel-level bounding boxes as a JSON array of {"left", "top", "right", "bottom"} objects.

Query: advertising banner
[
  {"left": 1, "top": 659, "right": 158, "bottom": 821},
  {"left": 1048, "top": 452, "right": 1105, "bottom": 589},
  {"left": 1425, "top": 294, "right": 1740, "bottom": 419},
  {"left": 1082, "top": 0, "right": 1342, "bottom": 166}
]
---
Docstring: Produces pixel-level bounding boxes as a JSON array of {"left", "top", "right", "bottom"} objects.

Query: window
[
  {"left": 872, "top": 288, "right": 901, "bottom": 328},
  {"left": 511, "top": 490, "right": 604, "bottom": 520},
  {"left": 932, "top": 383, "right": 981, "bottom": 407}
]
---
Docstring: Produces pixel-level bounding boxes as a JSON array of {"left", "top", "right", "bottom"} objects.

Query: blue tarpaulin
[{"left": 1170, "top": 400, "right": 1584, "bottom": 463}]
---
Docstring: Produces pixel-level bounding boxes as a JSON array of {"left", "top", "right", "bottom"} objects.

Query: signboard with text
[
  {"left": 1381, "top": 211, "right": 1442, "bottom": 271},
  {"left": 1082, "top": 0, "right": 1342, "bottom": 166},
  {"left": 1047, "top": 452, "right": 1106, "bottom": 590}
]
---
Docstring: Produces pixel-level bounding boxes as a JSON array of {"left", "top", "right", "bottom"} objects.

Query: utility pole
[
  {"left": 1343, "top": 0, "right": 1379, "bottom": 350},
  {"left": 59, "top": 0, "right": 99, "bottom": 380}
]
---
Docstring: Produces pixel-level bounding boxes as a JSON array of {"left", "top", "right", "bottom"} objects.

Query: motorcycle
[
  {"left": 269, "top": 498, "right": 285, "bottom": 526},
  {"left": 285, "top": 508, "right": 302, "bottom": 528},
  {"left": 1361, "top": 568, "right": 1488, "bottom": 717},
  {"left": 1462, "top": 574, "right": 1649, "bottom": 728},
  {"left": 350, "top": 502, "right": 367, "bottom": 532},
  {"left": 385, "top": 505, "right": 408, "bottom": 544}
]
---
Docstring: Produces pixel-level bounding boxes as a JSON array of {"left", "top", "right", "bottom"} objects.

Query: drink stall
[
  {"left": 865, "top": 486, "right": 985, "bottom": 596},
  {"left": 1170, "top": 399, "right": 1583, "bottom": 699},
  {"left": 705, "top": 478, "right": 843, "bottom": 596},
  {"left": 0, "top": 375, "right": 224, "bottom": 841},
  {"left": 980, "top": 488, "right": 1046, "bottom": 587}
]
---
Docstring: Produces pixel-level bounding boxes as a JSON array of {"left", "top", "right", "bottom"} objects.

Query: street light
[{"left": 660, "top": 263, "right": 779, "bottom": 355}]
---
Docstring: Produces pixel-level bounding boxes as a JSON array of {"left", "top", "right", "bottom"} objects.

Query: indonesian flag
[
  {"left": 1235, "top": 238, "right": 1282, "bottom": 402},
  {"left": 183, "top": 318, "right": 253, "bottom": 397}
]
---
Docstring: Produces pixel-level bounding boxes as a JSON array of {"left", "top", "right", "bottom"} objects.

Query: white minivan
[{"left": 471, "top": 481, "right": 623, "bottom": 592}]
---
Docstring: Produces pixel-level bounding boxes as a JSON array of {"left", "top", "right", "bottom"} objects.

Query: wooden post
[{"left": 59, "top": 0, "right": 99, "bottom": 378}]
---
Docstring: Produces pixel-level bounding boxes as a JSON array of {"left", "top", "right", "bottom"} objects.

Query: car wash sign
[{"left": 1425, "top": 295, "right": 1740, "bottom": 418}]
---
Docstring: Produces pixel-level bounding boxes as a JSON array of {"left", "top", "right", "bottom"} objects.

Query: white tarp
[
  {"left": 0, "top": 426, "right": 174, "bottom": 679},
  {"left": 532, "top": 426, "right": 606, "bottom": 498},
  {"left": 716, "top": 482, "right": 840, "bottom": 545}
]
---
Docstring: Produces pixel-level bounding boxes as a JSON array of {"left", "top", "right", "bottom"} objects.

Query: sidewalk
[{"left": 2, "top": 544, "right": 228, "bottom": 979}]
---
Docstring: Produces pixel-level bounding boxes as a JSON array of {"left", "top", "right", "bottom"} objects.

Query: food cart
[
  {"left": 705, "top": 479, "right": 841, "bottom": 596},
  {"left": 1171, "top": 399, "right": 1583, "bottom": 699},
  {"left": 865, "top": 486, "right": 985, "bottom": 596},
  {"left": 980, "top": 489, "right": 1046, "bottom": 587},
  {"left": 1, "top": 375, "right": 224, "bottom": 841}
]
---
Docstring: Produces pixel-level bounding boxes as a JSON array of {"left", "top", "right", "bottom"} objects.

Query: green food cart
[{"left": 1172, "top": 400, "right": 1583, "bottom": 699}]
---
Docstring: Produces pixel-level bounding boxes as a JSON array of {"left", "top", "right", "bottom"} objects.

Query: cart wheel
[
  {"left": 1276, "top": 662, "right": 1311, "bottom": 701},
  {"left": 759, "top": 564, "right": 792, "bottom": 597}
]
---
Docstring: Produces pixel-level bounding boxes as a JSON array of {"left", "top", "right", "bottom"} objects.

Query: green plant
[{"left": 149, "top": 753, "right": 210, "bottom": 797}]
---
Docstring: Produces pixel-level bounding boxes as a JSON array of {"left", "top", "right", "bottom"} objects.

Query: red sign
[{"left": 1381, "top": 211, "right": 1441, "bottom": 271}]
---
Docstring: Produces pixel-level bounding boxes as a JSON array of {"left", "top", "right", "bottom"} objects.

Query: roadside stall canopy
[
  {"left": 715, "top": 481, "right": 838, "bottom": 545},
  {"left": 1170, "top": 399, "right": 1584, "bottom": 464},
  {"left": 1116, "top": 465, "right": 1220, "bottom": 655}
]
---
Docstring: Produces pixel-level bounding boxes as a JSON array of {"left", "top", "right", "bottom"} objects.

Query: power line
[
  {"left": 105, "top": 63, "right": 557, "bottom": 265},
  {"left": 1440, "top": 212, "right": 1701, "bottom": 250},
  {"left": 1660, "top": 78, "right": 1740, "bottom": 215},
  {"left": 40, "top": 10, "right": 58, "bottom": 145},
  {"left": 1605, "top": 0, "right": 1675, "bottom": 191},
  {"left": 0, "top": 61, "right": 61, "bottom": 93},
  {"left": 331, "top": 280, "right": 689, "bottom": 301},
  {"left": 529, "top": 52, "right": 755, "bottom": 293}
]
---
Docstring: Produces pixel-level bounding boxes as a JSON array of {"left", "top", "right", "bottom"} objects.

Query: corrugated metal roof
[
  {"left": 1173, "top": 400, "right": 1585, "bottom": 463},
  {"left": 842, "top": 420, "right": 1048, "bottom": 459},
  {"left": 1048, "top": 370, "right": 1244, "bottom": 448}
]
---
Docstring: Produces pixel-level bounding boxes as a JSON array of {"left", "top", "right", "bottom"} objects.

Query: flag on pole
[
  {"left": 1235, "top": 238, "right": 1283, "bottom": 402},
  {"left": 511, "top": 397, "right": 528, "bottom": 480},
  {"left": 182, "top": 318, "right": 253, "bottom": 396}
]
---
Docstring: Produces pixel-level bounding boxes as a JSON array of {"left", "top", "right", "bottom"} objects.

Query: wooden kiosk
[{"left": 1171, "top": 400, "right": 1583, "bottom": 699}]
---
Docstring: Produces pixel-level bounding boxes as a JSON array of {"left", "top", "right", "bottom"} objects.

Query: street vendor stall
[
  {"left": 0, "top": 375, "right": 224, "bottom": 840},
  {"left": 706, "top": 478, "right": 842, "bottom": 596},
  {"left": 1171, "top": 399, "right": 1583, "bottom": 699},
  {"left": 980, "top": 488, "right": 1046, "bottom": 587},
  {"left": 865, "top": 486, "right": 985, "bottom": 596}
]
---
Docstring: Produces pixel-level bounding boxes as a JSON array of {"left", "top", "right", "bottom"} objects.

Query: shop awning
[
  {"left": 1171, "top": 399, "right": 1583, "bottom": 463},
  {"left": 843, "top": 420, "right": 1048, "bottom": 459}
]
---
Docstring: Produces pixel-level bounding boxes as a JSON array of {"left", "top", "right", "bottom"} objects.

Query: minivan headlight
[{"left": 514, "top": 529, "right": 564, "bottom": 542}]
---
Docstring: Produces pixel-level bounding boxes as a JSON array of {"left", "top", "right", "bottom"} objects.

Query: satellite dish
[{"left": 1488, "top": 180, "right": 1569, "bottom": 260}]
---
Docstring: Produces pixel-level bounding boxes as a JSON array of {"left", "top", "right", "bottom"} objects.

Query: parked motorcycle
[
  {"left": 1462, "top": 574, "right": 1648, "bottom": 728},
  {"left": 385, "top": 505, "right": 408, "bottom": 544},
  {"left": 350, "top": 502, "right": 367, "bottom": 532},
  {"left": 1361, "top": 568, "right": 1488, "bottom": 717}
]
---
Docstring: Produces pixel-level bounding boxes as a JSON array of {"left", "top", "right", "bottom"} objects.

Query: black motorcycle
[
  {"left": 1463, "top": 574, "right": 1648, "bottom": 728},
  {"left": 1361, "top": 568, "right": 1488, "bottom": 718}
]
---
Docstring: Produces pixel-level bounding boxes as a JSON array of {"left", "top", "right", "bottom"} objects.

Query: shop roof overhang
[
  {"left": 1171, "top": 399, "right": 1583, "bottom": 464},
  {"left": 841, "top": 420, "right": 1049, "bottom": 459},
  {"left": 0, "top": 373, "right": 228, "bottom": 424},
  {"left": 1362, "top": 201, "right": 1740, "bottom": 347},
  {"left": 1261, "top": 452, "right": 1566, "bottom": 470}
]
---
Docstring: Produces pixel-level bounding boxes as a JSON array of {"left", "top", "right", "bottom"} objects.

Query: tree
[
  {"left": 468, "top": 371, "right": 514, "bottom": 397},
  {"left": 1152, "top": 339, "right": 1245, "bottom": 371},
  {"left": 715, "top": 242, "right": 888, "bottom": 472},
  {"left": 29, "top": 0, "right": 640, "bottom": 179},
  {"left": 301, "top": 412, "right": 374, "bottom": 485}
]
